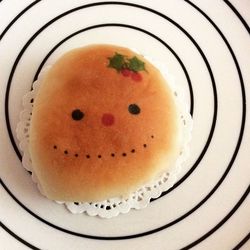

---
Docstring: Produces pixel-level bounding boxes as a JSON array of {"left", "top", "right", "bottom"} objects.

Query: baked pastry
[{"left": 29, "top": 44, "right": 182, "bottom": 202}]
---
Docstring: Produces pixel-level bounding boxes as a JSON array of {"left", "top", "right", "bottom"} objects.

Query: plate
[{"left": 0, "top": 0, "right": 249, "bottom": 249}]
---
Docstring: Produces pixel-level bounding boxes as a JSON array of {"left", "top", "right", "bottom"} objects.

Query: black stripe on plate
[
  {"left": 180, "top": 185, "right": 250, "bottom": 250},
  {"left": 224, "top": 0, "right": 250, "bottom": 34},
  {"left": 181, "top": 0, "right": 248, "bottom": 247},
  {"left": 0, "top": 0, "right": 41, "bottom": 41},
  {"left": 224, "top": 2, "right": 250, "bottom": 248},
  {"left": 0, "top": 220, "right": 40, "bottom": 250},
  {"left": 233, "top": 232, "right": 250, "bottom": 250},
  {"left": 1, "top": 178, "right": 249, "bottom": 244}
]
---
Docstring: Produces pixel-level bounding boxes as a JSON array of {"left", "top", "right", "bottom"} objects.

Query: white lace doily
[{"left": 16, "top": 65, "right": 192, "bottom": 218}]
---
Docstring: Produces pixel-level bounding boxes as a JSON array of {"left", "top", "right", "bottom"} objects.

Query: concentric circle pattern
[{"left": 0, "top": 1, "right": 249, "bottom": 249}]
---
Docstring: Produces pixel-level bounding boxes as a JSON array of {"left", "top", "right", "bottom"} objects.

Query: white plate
[{"left": 0, "top": 0, "right": 249, "bottom": 249}]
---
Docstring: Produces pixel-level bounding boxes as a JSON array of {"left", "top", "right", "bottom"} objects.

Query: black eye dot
[
  {"left": 64, "top": 150, "right": 68, "bottom": 155},
  {"left": 86, "top": 155, "right": 90, "bottom": 159},
  {"left": 53, "top": 145, "right": 57, "bottom": 149},
  {"left": 122, "top": 153, "right": 127, "bottom": 157},
  {"left": 151, "top": 135, "right": 154, "bottom": 139},
  {"left": 128, "top": 104, "right": 140, "bottom": 115},
  {"left": 98, "top": 155, "right": 102, "bottom": 158},
  {"left": 75, "top": 154, "right": 78, "bottom": 157},
  {"left": 143, "top": 144, "right": 147, "bottom": 148},
  {"left": 72, "top": 109, "right": 84, "bottom": 121},
  {"left": 131, "top": 149, "right": 135, "bottom": 153},
  {"left": 111, "top": 153, "right": 115, "bottom": 157}
]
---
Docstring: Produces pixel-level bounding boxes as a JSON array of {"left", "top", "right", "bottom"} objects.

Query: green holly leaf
[
  {"left": 128, "top": 56, "right": 146, "bottom": 72},
  {"left": 108, "top": 53, "right": 125, "bottom": 71}
]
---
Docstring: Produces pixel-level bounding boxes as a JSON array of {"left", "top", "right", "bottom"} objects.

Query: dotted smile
[{"left": 53, "top": 135, "right": 154, "bottom": 159}]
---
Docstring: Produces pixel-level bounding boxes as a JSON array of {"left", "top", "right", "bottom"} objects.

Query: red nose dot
[{"left": 102, "top": 113, "right": 115, "bottom": 126}]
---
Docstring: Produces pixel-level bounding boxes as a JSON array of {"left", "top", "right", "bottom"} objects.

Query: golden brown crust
[{"left": 29, "top": 44, "right": 181, "bottom": 202}]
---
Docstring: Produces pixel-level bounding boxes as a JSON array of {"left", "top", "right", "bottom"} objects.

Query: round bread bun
[{"left": 29, "top": 44, "right": 182, "bottom": 202}]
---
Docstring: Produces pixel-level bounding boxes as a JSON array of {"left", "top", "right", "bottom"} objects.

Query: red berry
[
  {"left": 131, "top": 72, "right": 142, "bottom": 81},
  {"left": 121, "top": 68, "right": 131, "bottom": 77}
]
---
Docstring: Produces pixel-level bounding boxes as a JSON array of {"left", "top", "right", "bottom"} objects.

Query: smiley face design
[{"left": 29, "top": 45, "right": 181, "bottom": 202}]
